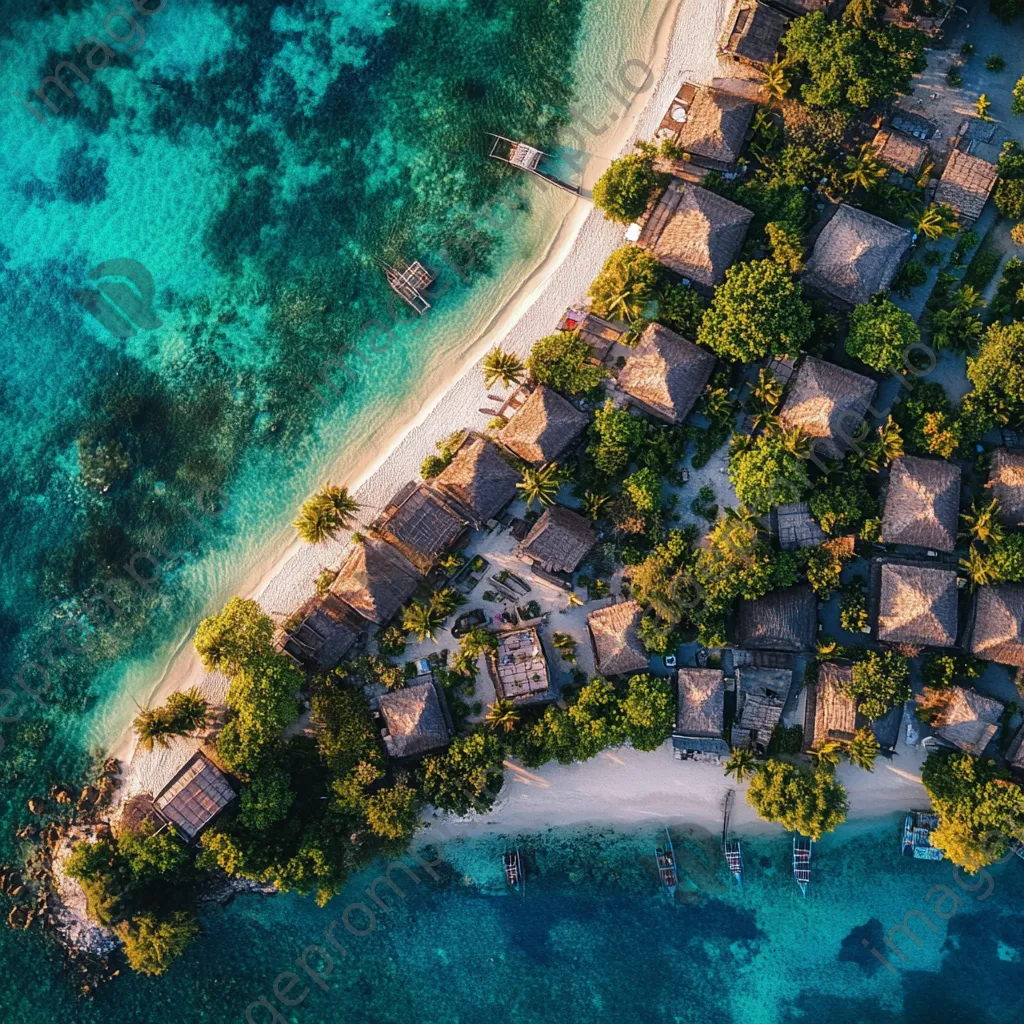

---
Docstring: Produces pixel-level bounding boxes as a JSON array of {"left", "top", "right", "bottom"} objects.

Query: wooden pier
[{"left": 487, "top": 134, "right": 582, "bottom": 196}]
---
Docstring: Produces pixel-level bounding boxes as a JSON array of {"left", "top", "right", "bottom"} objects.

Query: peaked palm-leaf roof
[
  {"left": 378, "top": 680, "right": 453, "bottom": 759},
  {"left": 518, "top": 504, "right": 595, "bottom": 574},
  {"left": 329, "top": 537, "right": 421, "bottom": 626},
  {"left": 432, "top": 437, "right": 521, "bottom": 527},
  {"left": 587, "top": 600, "right": 649, "bottom": 676},
  {"left": 881, "top": 456, "right": 960, "bottom": 552},
  {"left": 678, "top": 87, "right": 755, "bottom": 166},
  {"left": 498, "top": 385, "right": 589, "bottom": 466},
  {"left": 877, "top": 562, "right": 958, "bottom": 648},
  {"left": 736, "top": 585, "right": 817, "bottom": 652},
  {"left": 932, "top": 685, "right": 1003, "bottom": 757},
  {"left": 970, "top": 585, "right": 1024, "bottom": 667},
  {"left": 986, "top": 450, "right": 1024, "bottom": 528}
]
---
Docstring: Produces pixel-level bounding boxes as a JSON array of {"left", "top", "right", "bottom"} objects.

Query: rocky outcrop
[{"left": 27, "top": 797, "right": 46, "bottom": 815}]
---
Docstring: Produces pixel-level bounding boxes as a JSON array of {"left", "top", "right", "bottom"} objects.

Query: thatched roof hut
[
  {"left": 678, "top": 87, "right": 755, "bottom": 168},
  {"left": 733, "top": 667, "right": 793, "bottom": 750},
  {"left": 276, "top": 594, "right": 362, "bottom": 671},
  {"left": 617, "top": 323, "right": 715, "bottom": 425},
  {"left": 587, "top": 600, "right": 649, "bottom": 677},
  {"left": 378, "top": 678, "right": 453, "bottom": 759},
  {"left": 986, "top": 450, "right": 1024, "bottom": 528},
  {"left": 934, "top": 150, "right": 998, "bottom": 226},
  {"left": 736, "top": 585, "right": 817, "bottom": 651},
  {"left": 432, "top": 437, "right": 521, "bottom": 528},
  {"left": 488, "top": 627, "right": 552, "bottom": 704},
  {"left": 674, "top": 668, "right": 730, "bottom": 757},
  {"left": 803, "top": 204, "right": 913, "bottom": 307},
  {"left": 719, "top": 0, "right": 788, "bottom": 68},
  {"left": 1007, "top": 723, "right": 1024, "bottom": 773},
  {"left": 153, "top": 751, "right": 236, "bottom": 842},
  {"left": 805, "top": 662, "right": 857, "bottom": 748},
  {"left": 877, "top": 562, "right": 959, "bottom": 648},
  {"left": 778, "top": 356, "right": 877, "bottom": 461},
  {"left": 969, "top": 585, "right": 1024, "bottom": 667},
  {"left": 641, "top": 183, "right": 754, "bottom": 289},
  {"left": 932, "top": 685, "right": 1003, "bottom": 757},
  {"left": 498, "top": 385, "right": 589, "bottom": 467},
  {"left": 377, "top": 483, "right": 468, "bottom": 572},
  {"left": 881, "top": 456, "right": 960, "bottom": 552},
  {"left": 872, "top": 128, "right": 930, "bottom": 177},
  {"left": 518, "top": 504, "right": 595, "bottom": 574},
  {"left": 329, "top": 537, "right": 420, "bottom": 626}
]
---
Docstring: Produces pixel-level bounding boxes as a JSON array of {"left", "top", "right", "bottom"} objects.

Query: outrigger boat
[
  {"left": 725, "top": 839, "right": 743, "bottom": 886},
  {"left": 504, "top": 849, "right": 524, "bottom": 891},
  {"left": 793, "top": 835, "right": 812, "bottom": 896},
  {"left": 902, "top": 811, "right": 944, "bottom": 861},
  {"left": 655, "top": 827, "right": 678, "bottom": 898}
]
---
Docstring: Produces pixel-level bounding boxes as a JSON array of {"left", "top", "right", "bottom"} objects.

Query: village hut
[
  {"left": 487, "top": 627, "right": 552, "bottom": 705},
  {"left": 804, "top": 662, "right": 857, "bottom": 749},
  {"left": 881, "top": 456, "right": 960, "bottom": 552},
  {"left": 778, "top": 356, "right": 877, "bottom": 461},
  {"left": 329, "top": 537, "right": 421, "bottom": 627},
  {"left": 431, "top": 437, "right": 521, "bottom": 528},
  {"left": 673, "top": 668, "right": 730, "bottom": 759},
  {"left": 498, "top": 385, "right": 589, "bottom": 467},
  {"left": 153, "top": 751, "right": 236, "bottom": 842},
  {"left": 1006, "top": 723, "right": 1024, "bottom": 775},
  {"left": 872, "top": 128, "right": 930, "bottom": 178},
  {"left": 377, "top": 678, "right": 453, "bottom": 759},
  {"left": 733, "top": 666, "right": 793, "bottom": 751},
  {"left": 275, "top": 594, "right": 362, "bottom": 671},
  {"left": 617, "top": 323, "right": 715, "bottom": 425},
  {"left": 736, "top": 585, "right": 817, "bottom": 652},
  {"left": 969, "top": 585, "right": 1024, "bottom": 668},
  {"left": 877, "top": 563, "right": 959, "bottom": 648},
  {"left": 678, "top": 87, "right": 755, "bottom": 169},
  {"left": 931, "top": 686, "right": 1004, "bottom": 757},
  {"left": 718, "top": 0, "right": 789, "bottom": 69},
  {"left": 517, "top": 505, "right": 596, "bottom": 575},
  {"left": 934, "top": 150, "right": 998, "bottom": 226},
  {"left": 587, "top": 601, "right": 649, "bottom": 677},
  {"left": 640, "top": 182, "right": 754, "bottom": 289},
  {"left": 986, "top": 450, "right": 1024, "bottom": 528},
  {"left": 802, "top": 204, "right": 913, "bottom": 307},
  {"left": 376, "top": 483, "right": 468, "bottom": 572}
]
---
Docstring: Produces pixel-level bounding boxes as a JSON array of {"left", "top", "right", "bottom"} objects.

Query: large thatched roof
[
  {"left": 803, "top": 204, "right": 913, "bottom": 306},
  {"left": 379, "top": 679, "right": 452, "bottom": 759},
  {"left": 872, "top": 128, "right": 929, "bottom": 177},
  {"left": 1007, "top": 723, "right": 1024, "bottom": 772},
  {"left": 736, "top": 585, "right": 817, "bottom": 651},
  {"left": 498, "top": 385, "right": 589, "bottom": 467},
  {"left": 807, "top": 662, "right": 857, "bottom": 747},
  {"left": 878, "top": 562, "right": 958, "bottom": 648},
  {"left": 587, "top": 600, "right": 649, "bottom": 677},
  {"left": 432, "top": 437, "right": 521, "bottom": 527},
  {"left": 934, "top": 150, "right": 998, "bottom": 226},
  {"left": 378, "top": 484, "right": 467, "bottom": 571},
  {"left": 778, "top": 357, "right": 877, "bottom": 461},
  {"left": 932, "top": 686, "right": 1003, "bottom": 757},
  {"left": 719, "top": 0, "right": 788, "bottom": 67},
  {"left": 154, "top": 752, "right": 235, "bottom": 842},
  {"left": 329, "top": 537, "right": 420, "bottom": 626},
  {"left": 518, "top": 504, "right": 595, "bottom": 574},
  {"left": 881, "top": 456, "right": 960, "bottom": 552},
  {"left": 970, "top": 585, "right": 1024, "bottom": 667},
  {"left": 675, "top": 668, "right": 726, "bottom": 736},
  {"left": 617, "top": 323, "right": 715, "bottom": 424},
  {"left": 643, "top": 183, "right": 753, "bottom": 288},
  {"left": 987, "top": 450, "right": 1024, "bottom": 528},
  {"left": 678, "top": 87, "right": 755, "bottom": 166},
  {"left": 278, "top": 594, "right": 362, "bottom": 670}
]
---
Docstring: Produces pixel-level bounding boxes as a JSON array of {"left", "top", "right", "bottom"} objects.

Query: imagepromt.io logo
[{"left": 72, "top": 258, "right": 163, "bottom": 339}]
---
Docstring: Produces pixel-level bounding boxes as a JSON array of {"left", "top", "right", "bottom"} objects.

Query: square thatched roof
[
  {"left": 872, "top": 128, "right": 930, "bottom": 177},
  {"left": 498, "top": 385, "right": 589, "bottom": 467},
  {"left": 1007, "top": 723, "right": 1024, "bottom": 772},
  {"left": 878, "top": 562, "right": 958, "bottom": 648},
  {"left": 278, "top": 594, "right": 362, "bottom": 670},
  {"left": 778, "top": 356, "right": 878, "bottom": 460},
  {"left": 676, "top": 668, "right": 726, "bottom": 736},
  {"left": 881, "top": 456, "right": 960, "bottom": 552},
  {"left": 617, "top": 323, "right": 715, "bottom": 424},
  {"left": 329, "top": 537, "right": 421, "bottom": 626},
  {"left": 934, "top": 150, "right": 998, "bottom": 226},
  {"left": 970, "top": 585, "right": 1024, "bottom": 667},
  {"left": 587, "top": 600, "right": 649, "bottom": 677},
  {"left": 643, "top": 183, "right": 754, "bottom": 288},
  {"left": 154, "top": 752, "right": 235, "bottom": 841},
  {"left": 678, "top": 87, "right": 755, "bottom": 166},
  {"left": 808, "top": 662, "right": 857, "bottom": 746},
  {"left": 736, "top": 585, "right": 817, "bottom": 651},
  {"left": 932, "top": 685, "right": 1003, "bottom": 757},
  {"left": 719, "top": 0, "right": 788, "bottom": 67},
  {"left": 803, "top": 204, "right": 913, "bottom": 306},
  {"left": 378, "top": 679, "right": 453, "bottom": 759},
  {"left": 378, "top": 484, "right": 467, "bottom": 571},
  {"left": 518, "top": 504, "right": 595, "bottom": 574},
  {"left": 986, "top": 449, "right": 1024, "bottom": 528},
  {"left": 432, "top": 437, "right": 521, "bottom": 527}
]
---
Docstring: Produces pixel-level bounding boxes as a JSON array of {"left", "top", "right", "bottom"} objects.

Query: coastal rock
[
  {"left": 16, "top": 825, "right": 38, "bottom": 840},
  {"left": 52, "top": 786, "right": 74, "bottom": 805},
  {"left": 102, "top": 758, "right": 121, "bottom": 775},
  {"left": 78, "top": 786, "right": 100, "bottom": 809},
  {"left": 28, "top": 797, "right": 46, "bottom": 815},
  {"left": 196, "top": 875, "right": 278, "bottom": 906},
  {"left": 7, "top": 905, "right": 32, "bottom": 930}
]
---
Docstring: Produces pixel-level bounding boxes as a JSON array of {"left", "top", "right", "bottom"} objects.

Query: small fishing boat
[
  {"left": 725, "top": 838, "right": 743, "bottom": 886},
  {"left": 504, "top": 849, "right": 523, "bottom": 891},
  {"left": 655, "top": 827, "right": 678, "bottom": 898},
  {"left": 902, "top": 811, "right": 944, "bottom": 861},
  {"left": 793, "top": 835, "right": 812, "bottom": 896}
]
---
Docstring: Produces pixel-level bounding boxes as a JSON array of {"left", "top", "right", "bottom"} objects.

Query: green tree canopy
[
  {"left": 117, "top": 911, "right": 200, "bottom": 977},
  {"left": 845, "top": 650, "right": 911, "bottom": 720},
  {"left": 845, "top": 296, "right": 920, "bottom": 372},
  {"left": 587, "top": 399, "right": 648, "bottom": 476},
  {"left": 527, "top": 331, "right": 608, "bottom": 396},
  {"left": 746, "top": 759, "right": 849, "bottom": 840},
  {"left": 592, "top": 147, "right": 667, "bottom": 224},
  {"left": 193, "top": 596, "right": 275, "bottom": 675},
  {"left": 421, "top": 732, "right": 505, "bottom": 815},
  {"left": 728, "top": 430, "right": 813, "bottom": 513},
  {"left": 620, "top": 674, "right": 676, "bottom": 750},
  {"left": 588, "top": 245, "right": 664, "bottom": 322},
  {"left": 366, "top": 784, "right": 421, "bottom": 841},
  {"left": 966, "top": 321, "right": 1024, "bottom": 423},
  {"left": 808, "top": 471, "right": 877, "bottom": 534}
]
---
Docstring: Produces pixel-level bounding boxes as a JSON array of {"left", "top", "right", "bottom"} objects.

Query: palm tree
[
  {"left": 960, "top": 498, "right": 1004, "bottom": 546},
  {"left": 165, "top": 687, "right": 210, "bottom": 733},
  {"left": 133, "top": 708, "right": 171, "bottom": 752},
  {"left": 763, "top": 60, "right": 790, "bottom": 102},
  {"left": 849, "top": 440, "right": 883, "bottom": 474},
  {"left": 319, "top": 485, "right": 360, "bottom": 527},
  {"left": 565, "top": 591, "right": 585, "bottom": 609},
  {"left": 751, "top": 368, "right": 782, "bottom": 411},
  {"left": 843, "top": 143, "right": 886, "bottom": 192},
  {"left": 430, "top": 587, "right": 461, "bottom": 618},
  {"left": 729, "top": 432, "right": 757, "bottom": 458},
  {"left": 552, "top": 632, "right": 578, "bottom": 662},
  {"left": 976, "top": 93, "right": 992, "bottom": 119},
  {"left": 878, "top": 416, "right": 904, "bottom": 464},
  {"left": 847, "top": 727, "right": 879, "bottom": 772},
  {"left": 486, "top": 698, "right": 520, "bottom": 733},
  {"left": 460, "top": 626, "right": 498, "bottom": 658},
  {"left": 582, "top": 490, "right": 611, "bottom": 521},
  {"left": 402, "top": 600, "right": 447, "bottom": 642},
  {"left": 517, "top": 462, "right": 562, "bottom": 507},
  {"left": 724, "top": 748, "right": 759, "bottom": 783},
  {"left": 781, "top": 427, "right": 812, "bottom": 459},
  {"left": 960, "top": 546, "right": 999, "bottom": 591},
  {"left": 916, "top": 204, "right": 960, "bottom": 242},
  {"left": 293, "top": 485, "right": 360, "bottom": 543},
  {"left": 482, "top": 347, "right": 525, "bottom": 390},
  {"left": 810, "top": 740, "right": 842, "bottom": 769}
]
